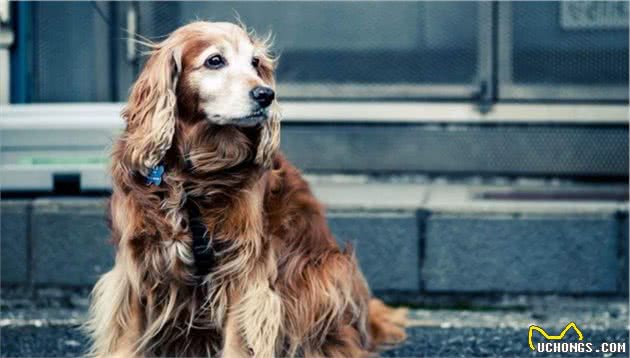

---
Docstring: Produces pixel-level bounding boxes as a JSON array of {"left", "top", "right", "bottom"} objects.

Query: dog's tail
[{"left": 368, "top": 298, "right": 408, "bottom": 350}]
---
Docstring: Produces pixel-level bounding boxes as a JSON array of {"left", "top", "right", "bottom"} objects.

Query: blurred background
[{"left": 0, "top": 1, "right": 628, "bottom": 356}]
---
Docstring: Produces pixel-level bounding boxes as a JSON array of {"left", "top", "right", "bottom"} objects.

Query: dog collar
[{"left": 146, "top": 165, "right": 165, "bottom": 186}]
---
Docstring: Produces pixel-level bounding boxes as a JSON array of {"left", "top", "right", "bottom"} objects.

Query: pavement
[
  {"left": 1, "top": 295, "right": 628, "bottom": 357},
  {"left": 2, "top": 325, "right": 628, "bottom": 357}
]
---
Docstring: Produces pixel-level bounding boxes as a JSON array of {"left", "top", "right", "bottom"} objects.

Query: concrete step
[
  {"left": 2, "top": 104, "right": 628, "bottom": 190},
  {"left": 1, "top": 180, "right": 627, "bottom": 298}
]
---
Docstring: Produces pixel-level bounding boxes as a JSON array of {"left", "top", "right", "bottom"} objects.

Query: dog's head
[{"left": 122, "top": 21, "right": 279, "bottom": 174}]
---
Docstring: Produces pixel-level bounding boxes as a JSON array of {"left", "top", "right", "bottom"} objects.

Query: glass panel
[
  {"left": 510, "top": 1, "right": 628, "bottom": 87},
  {"left": 139, "top": 1, "right": 480, "bottom": 93}
]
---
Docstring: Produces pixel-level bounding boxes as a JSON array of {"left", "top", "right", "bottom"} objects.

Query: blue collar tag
[{"left": 146, "top": 165, "right": 165, "bottom": 186}]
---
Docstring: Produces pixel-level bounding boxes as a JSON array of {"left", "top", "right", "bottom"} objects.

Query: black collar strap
[
  {"left": 144, "top": 165, "right": 215, "bottom": 278},
  {"left": 185, "top": 198, "right": 216, "bottom": 278}
]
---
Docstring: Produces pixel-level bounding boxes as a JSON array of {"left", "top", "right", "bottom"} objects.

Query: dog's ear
[
  {"left": 254, "top": 44, "right": 280, "bottom": 168},
  {"left": 255, "top": 105, "right": 280, "bottom": 168},
  {"left": 121, "top": 44, "right": 182, "bottom": 174}
]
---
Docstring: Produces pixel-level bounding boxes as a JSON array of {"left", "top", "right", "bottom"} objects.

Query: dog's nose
[{"left": 250, "top": 86, "right": 275, "bottom": 108}]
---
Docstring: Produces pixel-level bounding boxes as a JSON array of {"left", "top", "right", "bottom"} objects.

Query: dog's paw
[{"left": 388, "top": 307, "right": 409, "bottom": 327}]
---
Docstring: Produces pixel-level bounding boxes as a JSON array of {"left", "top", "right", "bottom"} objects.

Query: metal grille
[
  {"left": 281, "top": 123, "right": 629, "bottom": 177},
  {"left": 138, "top": 2, "right": 180, "bottom": 39},
  {"left": 32, "top": 2, "right": 111, "bottom": 102},
  {"left": 500, "top": 1, "right": 628, "bottom": 100},
  {"left": 513, "top": 2, "right": 628, "bottom": 85},
  {"left": 25, "top": 1, "right": 629, "bottom": 102},
  {"left": 132, "top": 1, "right": 481, "bottom": 99}
]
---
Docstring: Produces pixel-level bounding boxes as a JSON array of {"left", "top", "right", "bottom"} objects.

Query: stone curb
[{"left": 1, "top": 184, "right": 628, "bottom": 297}]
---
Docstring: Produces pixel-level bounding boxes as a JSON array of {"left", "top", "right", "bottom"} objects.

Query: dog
[{"left": 86, "top": 21, "right": 407, "bottom": 357}]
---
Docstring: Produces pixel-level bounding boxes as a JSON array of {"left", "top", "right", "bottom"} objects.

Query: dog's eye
[
  {"left": 251, "top": 57, "right": 260, "bottom": 68},
  {"left": 205, "top": 55, "right": 226, "bottom": 69}
]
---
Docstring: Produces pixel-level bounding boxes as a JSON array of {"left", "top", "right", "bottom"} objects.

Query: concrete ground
[
  {"left": 2, "top": 324, "right": 628, "bottom": 357},
  {"left": 1, "top": 296, "right": 628, "bottom": 357}
]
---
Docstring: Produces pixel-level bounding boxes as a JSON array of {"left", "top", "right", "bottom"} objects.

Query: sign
[{"left": 561, "top": 1, "right": 628, "bottom": 30}]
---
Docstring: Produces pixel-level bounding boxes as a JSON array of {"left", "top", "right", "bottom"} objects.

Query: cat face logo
[{"left": 528, "top": 322, "right": 584, "bottom": 351}]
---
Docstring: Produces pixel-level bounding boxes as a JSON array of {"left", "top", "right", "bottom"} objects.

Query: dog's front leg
[
  {"left": 222, "top": 269, "right": 283, "bottom": 357},
  {"left": 223, "top": 303, "right": 250, "bottom": 358},
  {"left": 239, "top": 271, "right": 283, "bottom": 357},
  {"left": 86, "top": 261, "right": 143, "bottom": 358}
]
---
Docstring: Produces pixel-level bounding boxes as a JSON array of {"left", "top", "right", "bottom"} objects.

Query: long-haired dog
[{"left": 86, "top": 21, "right": 407, "bottom": 357}]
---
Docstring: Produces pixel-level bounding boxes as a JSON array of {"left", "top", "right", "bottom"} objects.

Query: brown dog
[{"left": 86, "top": 21, "right": 406, "bottom": 357}]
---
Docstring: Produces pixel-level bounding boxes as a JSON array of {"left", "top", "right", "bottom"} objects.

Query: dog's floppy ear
[
  {"left": 121, "top": 44, "right": 182, "bottom": 174},
  {"left": 255, "top": 105, "right": 280, "bottom": 169},
  {"left": 253, "top": 41, "right": 280, "bottom": 169}
]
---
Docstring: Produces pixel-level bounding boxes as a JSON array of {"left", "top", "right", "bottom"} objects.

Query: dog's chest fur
[
  {"left": 123, "top": 124, "right": 276, "bottom": 356},
  {"left": 143, "top": 173, "right": 273, "bottom": 356}
]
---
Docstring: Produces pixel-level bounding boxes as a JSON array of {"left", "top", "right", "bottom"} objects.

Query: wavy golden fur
[{"left": 85, "top": 21, "right": 406, "bottom": 357}]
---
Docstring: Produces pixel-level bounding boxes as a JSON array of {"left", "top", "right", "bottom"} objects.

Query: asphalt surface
[
  {"left": 1, "top": 294, "right": 628, "bottom": 357},
  {"left": 1, "top": 325, "right": 628, "bottom": 357}
]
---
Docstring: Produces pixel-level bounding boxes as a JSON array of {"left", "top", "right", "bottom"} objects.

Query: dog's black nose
[{"left": 250, "top": 86, "right": 275, "bottom": 108}]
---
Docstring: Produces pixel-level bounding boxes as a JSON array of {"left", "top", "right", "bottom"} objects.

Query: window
[{"left": 10, "top": 1, "right": 629, "bottom": 104}]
